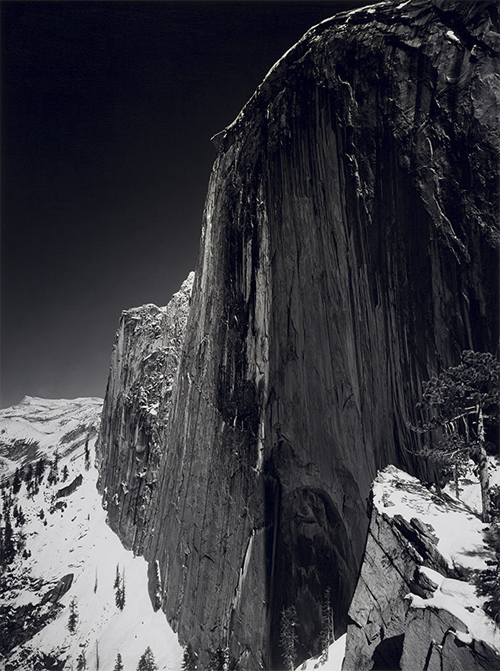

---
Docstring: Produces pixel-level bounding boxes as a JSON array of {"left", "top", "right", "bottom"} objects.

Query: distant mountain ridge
[{"left": 0, "top": 396, "right": 103, "bottom": 478}]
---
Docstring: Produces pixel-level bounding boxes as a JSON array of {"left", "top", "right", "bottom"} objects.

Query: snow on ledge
[
  {"left": 372, "top": 465, "right": 490, "bottom": 572},
  {"left": 373, "top": 465, "right": 500, "bottom": 655},
  {"left": 408, "top": 566, "right": 500, "bottom": 654}
]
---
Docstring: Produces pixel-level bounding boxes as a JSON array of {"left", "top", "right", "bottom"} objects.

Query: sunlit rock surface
[
  {"left": 98, "top": 1, "right": 498, "bottom": 668},
  {"left": 96, "top": 273, "right": 194, "bottom": 552}
]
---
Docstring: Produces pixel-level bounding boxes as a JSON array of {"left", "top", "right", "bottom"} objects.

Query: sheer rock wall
[
  {"left": 96, "top": 273, "right": 194, "bottom": 553},
  {"left": 98, "top": 1, "right": 498, "bottom": 669}
]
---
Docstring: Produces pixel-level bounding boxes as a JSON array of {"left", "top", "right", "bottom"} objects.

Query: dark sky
[{"left": 1, "top": 0, "right": 376, "bottom": 409}]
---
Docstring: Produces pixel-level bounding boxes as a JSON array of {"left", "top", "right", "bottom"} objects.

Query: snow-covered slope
[{"left": 0, "top": 397, "right": 183, "bottom": 670}]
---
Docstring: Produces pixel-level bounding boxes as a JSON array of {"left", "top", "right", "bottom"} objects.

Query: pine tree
[
  {"left": 35, "top": 457, "right": 46, "bottom": 483},
  {"left": 136, "top": 646, "right": 158, "bottom": 671},
  {"left": 67, "top": 596, "right": 79, "bottom": 634},
  {"left": 47, "top": 454, "right": 60, "bottom": 486},
  {"left": 207, "top": 646, "right": 228, "bottom": 671},
  {"left": 16, "top": 528, "right": 26, "bottom": 554},
  {"left": 410, "top": 350, "right": 499, "bottom": 521},
  {"left": 182, "top": 644, "right": 197, "bottom": 671},
  {"left": 319, "top": 588, "right": 334, "bottom": 665},
  {"left": 114, "top": 566, "right": 126, "bottom": 610},
  {"left": 117, "top": 582, "right": 126, "bottom": 610},
  {"left": 115, "top": 583, "right": 123, "bottom": 610},
  {"left": 114, "top": 563, "right": 120, "bottom": 590},
  {"left": 280, "top": 605, "right": 298, "bottom": 671},
  {"left": 24, "top": 462, "right": 33, "bottom": 484},
  {"left": 62, "top": 465, "right": 69, "bottom": 482},
  {"left": 1, "top": 515, "right": 15, "bottom": 566},
  {"left": 16, "top": 506, "right": 26, "bottom": 527},
  {"left": 114, "top": 652, "right": 124, "bottom": 671},
  {"left": 12, "top": 468, "right": 21, "bottom": 495}
]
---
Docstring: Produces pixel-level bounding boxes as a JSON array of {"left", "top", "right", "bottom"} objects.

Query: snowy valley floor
[{"left": 0, "top": 398, "right": 183, "bottom": 671}]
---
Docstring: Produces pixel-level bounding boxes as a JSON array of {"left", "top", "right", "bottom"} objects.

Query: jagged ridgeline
[{"left": 96, "top": 1, "right": 499, "bottom": 669}]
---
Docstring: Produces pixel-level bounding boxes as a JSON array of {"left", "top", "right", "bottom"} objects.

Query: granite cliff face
[
  {"left": 98, "top": 1, "right": 499, "bottom": 668},
  {"left": 96, "top": 273, "right": 193, "bottom": 553}
]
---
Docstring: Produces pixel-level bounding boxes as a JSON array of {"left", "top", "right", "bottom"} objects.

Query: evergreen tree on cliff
[
  {"left": 207, "top": 646, "right": 228, "bottom": 671},
  {"left": 411, "top": 350, "right": 499, "bottom": 522},
  {"left": 280, "top": 605, "right": 298, "bottom": 671},
  {"left": 67, "top": 596, "right": 79, "bottom": 634}
]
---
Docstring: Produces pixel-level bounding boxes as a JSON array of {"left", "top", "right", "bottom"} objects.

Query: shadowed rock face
[{"left": 98, "top": 1, "right": 498, "bottom": 669}]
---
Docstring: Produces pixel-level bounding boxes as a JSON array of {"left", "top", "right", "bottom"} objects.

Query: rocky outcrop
[
  {"left": 0, "top": 599, "right": 64, "bottom": 660},
  {"left": 96, "top": 273, "right": 194, "bottom": 552},
  {"left": 98, "top": 1, "right": 499, "bottom": 668},
  {"left": 0, "top": 575, "right": 71, "bottom": 659},
  {"left": 42, "top": 574, "right": 74, "bottom": 604},
  {"left": 343, "top": 465, "right": 500, "bottom": 671},
  {"left": 55, "top": 475, "right": 82, "bottom": 499}
]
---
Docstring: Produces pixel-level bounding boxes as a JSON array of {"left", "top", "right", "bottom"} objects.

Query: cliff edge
[{"left": 96, "top": 273, "right": 194, "bottom": 553}]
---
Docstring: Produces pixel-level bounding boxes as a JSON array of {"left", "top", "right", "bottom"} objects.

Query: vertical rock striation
[
  {"left": 98, "top": 1, "right": 499, "bottom": 669},
  {"left": 96, "top": 273, "right": 193, "bottom": 553}
]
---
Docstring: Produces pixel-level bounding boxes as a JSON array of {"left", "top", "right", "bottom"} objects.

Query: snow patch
[
  {"left": 409, "top": 567, "right": 500, "bottom": 654},
  {"left": 373, "top": 464, "right": 492, "bottom": 571},
  {"left": 295, "top": 633, "right": 346, "bottom": 671}
]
